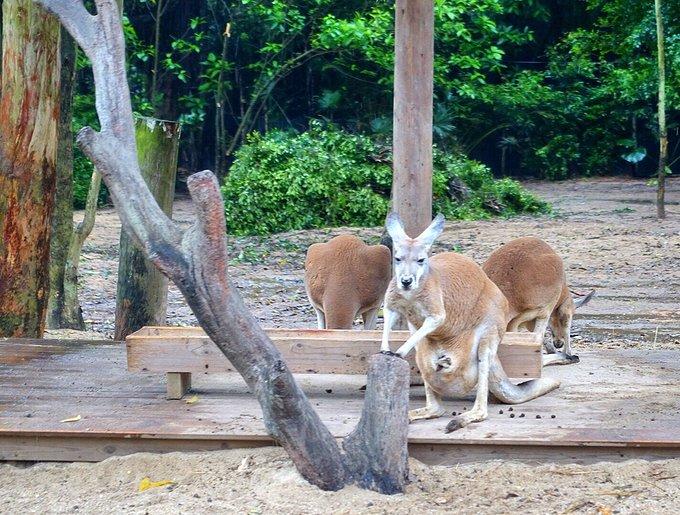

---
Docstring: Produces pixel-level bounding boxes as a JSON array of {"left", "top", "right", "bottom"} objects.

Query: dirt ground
[
  {"left": 48, "top": 177, "right": 680, "bottom": 348},
  {"left": 5, "top": 177, "right": 677, "bottom": 514}
]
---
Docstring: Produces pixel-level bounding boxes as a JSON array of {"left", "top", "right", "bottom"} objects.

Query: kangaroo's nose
[{"left": 401, "top": 277, "right": 413, "bottom": 288}]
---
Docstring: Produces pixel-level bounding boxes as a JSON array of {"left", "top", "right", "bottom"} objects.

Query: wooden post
[
  {"left": 392, "top": 0, "right": 434, "bottom": 238},
  {"left": 0, "top": 0, "right": 61, "bottom": 337},
  {"left": 114, "top": 117, "right": 181, "bottom": 340}
]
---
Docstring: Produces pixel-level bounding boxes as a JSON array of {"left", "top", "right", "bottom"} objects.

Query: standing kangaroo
[
  {"left": 381, "top": 214, "right": 559, "bottom": 432},
  {"left": 482, "top": 237, "right": 595, "bottom": 366},
  {"left": 305, "top": 235, "right": 391, "bottom": 329}
]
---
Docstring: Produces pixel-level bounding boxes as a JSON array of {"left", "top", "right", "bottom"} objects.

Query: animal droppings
[
  {"left": 536, "top": 415, "right": 542, "bottom": 419},
  {"left": 508, "top": 407, "right": 513, "bottom": 411},
  {"left": 519, "top": 413, "right": 525, "bottom": 418},
  {"left": 498, "top": 410, "right": 504, "bottom": 414},
  {"left": 551, "top": 415, "right": 556, "bottom": 419},
  {"left": 509, "top": 414, "right": 515, "bottom": 418},
  {"left": 451, "top": 411, "right": 457, "bottom": 416}
]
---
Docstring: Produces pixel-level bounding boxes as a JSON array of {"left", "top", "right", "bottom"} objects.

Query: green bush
[{"left": 222, "top": 122, "right": 550, "bottom": 236}]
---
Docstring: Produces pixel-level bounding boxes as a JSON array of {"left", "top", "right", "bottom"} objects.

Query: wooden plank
[
  {"left": 126, "top": 327, "right": 542, "bottom": 380},
  {"left": 2, "top": 436, "right": 680, "bottom": 464},
  {"left": 1, "top": 339, "right": 680, "bottom": 465},
  {"left": 166, "top": 372, "right": 191, "bottom": 400}
]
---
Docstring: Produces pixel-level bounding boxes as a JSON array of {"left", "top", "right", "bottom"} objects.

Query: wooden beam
[
  {"left": 127, "top": 327, "right": 542, "bottom": 387},
  {"left": 392, "top": 0, "right": 434, "bottom": 237}
]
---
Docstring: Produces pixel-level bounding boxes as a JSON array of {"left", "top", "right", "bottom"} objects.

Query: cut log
[{"left": 114, "top": 117, "right": 181, "bottom": 340}]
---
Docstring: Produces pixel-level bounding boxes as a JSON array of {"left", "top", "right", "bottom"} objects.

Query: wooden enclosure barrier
[{"left": 126, "top": 327, "right": 542, "bottom": 399}]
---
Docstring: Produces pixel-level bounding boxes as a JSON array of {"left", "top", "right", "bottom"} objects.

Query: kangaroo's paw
[{"left": 409, "top": 407, "right": 446, "bottom": 422}]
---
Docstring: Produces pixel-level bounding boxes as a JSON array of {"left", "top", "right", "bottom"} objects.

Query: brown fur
[
  {"left": 305, "top": 235, "right": 391, "bottom": 329},
  {"left": 482, "top": 236, "right": 591, "bottom": 361},
  {"left": 386, "top": 253, "right": 509, "bottom": 396}
]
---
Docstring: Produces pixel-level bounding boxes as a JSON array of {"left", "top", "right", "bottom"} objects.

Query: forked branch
[{"left": 36, "top": 0, "right": 409, "bottom": 493}]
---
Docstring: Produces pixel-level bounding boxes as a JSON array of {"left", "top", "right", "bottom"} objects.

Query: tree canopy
[{"left": 69, "top": 0, "right": 678, "bottom": 194}]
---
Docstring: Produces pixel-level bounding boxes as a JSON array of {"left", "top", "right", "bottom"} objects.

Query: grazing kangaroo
[
  {"left": 482, "top": 237, "right": 595, "bottom": 366},
  {"left": 305, "top": 235, "right": 391, "bottom": 329},
  {"left": 381, "top": 214, "right": 560, "bottom": 432}
]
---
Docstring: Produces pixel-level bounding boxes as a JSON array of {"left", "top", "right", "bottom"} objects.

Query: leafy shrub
[{"left": 222, "top": 122, "right": 550, "bottom": 235}]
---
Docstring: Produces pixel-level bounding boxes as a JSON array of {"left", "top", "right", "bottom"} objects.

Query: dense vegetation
[
  {"left": 71, "top": 0, "right": 678, "bottom": 215},
  {"left": 223, "top": 122, "right": 548, "bottom": 235}
]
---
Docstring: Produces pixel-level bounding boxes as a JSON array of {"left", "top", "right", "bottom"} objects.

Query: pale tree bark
[
  {"left": 654, "top": 0, "right": 667, "bottom": 219},
  {"left": 0, "top": 0, "right": 61, "bottom": 337},
  {"left": 47, "top": 32, "right": 78, "bottom": 329},
  {"left": 35, "top": 0, "right": 410, "bottom": 493}
]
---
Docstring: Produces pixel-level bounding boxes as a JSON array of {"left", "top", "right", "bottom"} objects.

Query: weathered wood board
[
  {"left": 126, "top": 326, "right": 542, "bottom": 382},
  {"left": 1, "top": 338, "right": 679, "bottom": 464}
]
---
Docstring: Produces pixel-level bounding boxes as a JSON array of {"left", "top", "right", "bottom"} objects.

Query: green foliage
[
  {"left": 69, "top": 0, "right": 679, "bottom": 183},
  {"left": 222, "top": 123, "right": 549, "bottom": 235}
]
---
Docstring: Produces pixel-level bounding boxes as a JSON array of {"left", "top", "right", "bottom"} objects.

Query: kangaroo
[
  {"left": 305, "top": 234, "right": 391, "bottom": 329},
  {"left": 381, "top": 214, "right": 560, "bottom": 432},
  {"left": 482, "top": 237, "right": 595, "bottom": 366}
]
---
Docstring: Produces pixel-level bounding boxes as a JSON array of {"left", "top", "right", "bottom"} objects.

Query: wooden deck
[{"left": 1, "top": 338, "right": 679, "bottom": 464}]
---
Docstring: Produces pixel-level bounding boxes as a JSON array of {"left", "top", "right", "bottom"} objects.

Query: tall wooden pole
[
  {"left": 654, "top": 0, "right": 667, "bottom": 219},
  {"left": 114, "top": 117, "right": 180, "bottom": 340},
  {"left": 0, "top": 0, "right": 61, "bottom": 337},
  {"left": 392, "top": 0, "right": 434, "bottom": 238}
]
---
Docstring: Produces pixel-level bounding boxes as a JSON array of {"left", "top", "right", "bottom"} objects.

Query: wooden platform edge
[{"left": 3, "top": 434, "right": 680, "bottom": 465}]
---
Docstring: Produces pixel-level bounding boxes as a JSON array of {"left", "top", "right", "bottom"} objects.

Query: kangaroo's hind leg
[
  {"left": 445, "top": 324, "right": 497, "bottom": 433},
  {"left": 313, "top": 307, "right": 326, "bottom": 329},
  {"left": 409, "top": 384, "right": 447, "bottom": 421},
  {"left": 362, "top": 307, "right": 379, "bottom": 330}
]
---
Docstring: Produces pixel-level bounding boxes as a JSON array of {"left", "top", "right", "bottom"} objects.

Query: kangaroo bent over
[
  {"left": 305, "top": 234, "right": 391, "bottom": 329},
  {"left": 482, "top": 237, "right": 594, "bottom": 365},
  {"left": 381, "top": 214, "right": 560, "bottom": 432}
]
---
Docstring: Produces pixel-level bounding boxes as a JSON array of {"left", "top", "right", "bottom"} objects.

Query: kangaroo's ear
[
  {"left": 417, "top": 213, "right": 445, "bottom": 247},
  {"left": 385, "top": 212, "right": 408, "bottom": 243}
]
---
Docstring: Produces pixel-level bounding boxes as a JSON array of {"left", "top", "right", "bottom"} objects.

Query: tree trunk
[
  {"left": 0, "top": 0, "right": 61, "bottom": 337},
  {"left": 214, "top": 23, "right": 230, "bottom": 177},
  {"left": 62, "top": 170, "right": 102, "bottom": 330},
  {"left": 654, "top": 0, "right": 667, "bottom": 219},
  {"left": 36, "top": 0, "right": 411, "bottom": 494},
  {"left": 47, "top": 32, "right": 78, "bottom": 329},
  {"left": 392, "top": 0, "right": 434, "bottom": 238},
  {"left": 114, "top": 117, "right": 181, "bottom": 340}
]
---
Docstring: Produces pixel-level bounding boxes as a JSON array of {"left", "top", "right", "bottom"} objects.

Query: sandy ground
[
  {"left": 7, "top": 177, "right": 677, "bottom": 513},
  {"left": 1, "top": 448, "right": 680, "bottom": 514}
]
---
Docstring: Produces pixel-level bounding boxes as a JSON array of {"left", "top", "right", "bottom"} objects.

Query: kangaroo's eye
[{"left": 417, "top": 258, "right": 425, "bottom": 264}]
